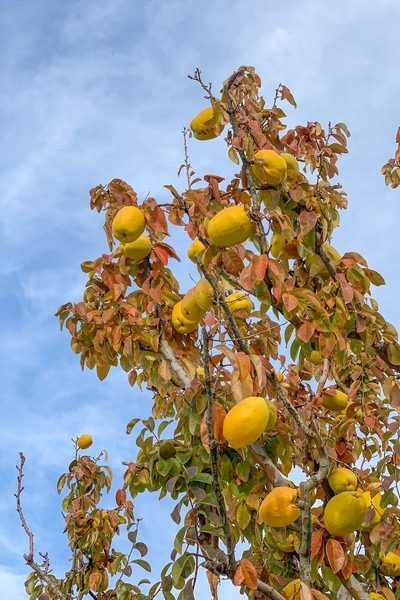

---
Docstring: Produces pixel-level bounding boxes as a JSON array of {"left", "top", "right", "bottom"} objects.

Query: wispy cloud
[{"left": 1, "top": 2, "right": 399, "bottom": 598}]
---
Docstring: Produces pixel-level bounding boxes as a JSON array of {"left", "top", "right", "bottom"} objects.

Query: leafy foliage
[{"left": 21, "top": 66, "right": 400, "bottom": 599}]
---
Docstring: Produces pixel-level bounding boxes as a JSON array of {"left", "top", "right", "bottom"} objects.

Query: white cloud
[{"left": 1, "top": 2, "right": 400, "bottom": 598}]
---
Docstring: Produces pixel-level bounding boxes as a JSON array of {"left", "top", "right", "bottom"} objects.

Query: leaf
[
  {"left": 206, "top": 571, "right": 219, "bottom": 600},
  {"left": 387, "top": 342, "right": 400, "bottom": 366},
  {"left": 325, "top": 539, "right": 346, "bottom": 574},
  {"left": 236, "top": 502, "right": 251, "bottom": 530},
  {"left": 134, "top": 542, "right": 148, "bottom": 557},
  {"left": 126, "top": 418, "right": 140, "bottom": 434},
  {"left": 280, "top": 84, "right": 297, "bottom": 108},
  {"left": 310, "top": 529, "right": 325, "bottom": 560},
  {"left": 297, "top": 321, "right": 315, "bottom": 343},
  {"left": 132, "top": 558, "right": 152, "bottom": 572},
  {"left": 299, "top": 210, "right": 318, "bottom": 235},
  {"left": 282, "top": 293, "right": 298, "bottom": 313},
  {"left": 363, "top": 269, "right": 385, "bottom": 286},
  {"left": 240, "top": 559, "right": 258, "bottom": 590},
  {"left": 115, "top": 488, "right": 126, "bottom": 506},
  {"left": 228, "top": 146, "right": 240, "bottom": 165}
]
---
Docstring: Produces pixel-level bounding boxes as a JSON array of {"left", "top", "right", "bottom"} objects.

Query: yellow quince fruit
[
  {"left": 181, "top": 289, "right": 206, "bottom": 321},
  {"left": 282, "top": 579, "right": 301, "bottom": 600},
  {"left": 281, "top": 152, "right": 300, "bottom": 183},
  {"left": 322, "top": 389, "right": 349, "bottom": 412},
  {"left": 112, "top": 206, "right": 145, "bottom": 243},
  {"left": 251, "top": 149, "right": 287, "bottom": 187},
  {"left": 369, "top": 593, "right": 385, "bottom": 600},
  {"left": 121, "top": 234, "right": 152, "bottom": 261},
  {"left": 207, "top": 205, "right": 252, "bottom": 247},
  {"left": 187, "top": 239, "right": 206, "bottom": 261},
  {"left": 380, "top": 551, "right": 400, "bottom": 577},
  {"left": 171, "top": 301, "right": 199, "bottom": 334},
  {"left": 324, "top": 490, "right": 367, "bottom": 536},
  {"left": 328, "top": 467, "right": 358, "bottom": 494},
  {"left": 223, "top": 396, "right": 269, "bottom": 449},
  {"left": 259, "top": 486, "right": 300, "bottom": 527},
  {"left": 225, "top": 292, "right": 253, "bottom": 316},
  {"left": 77, "top": 433, "right": 93, "bottom": 449},
  {"left": 190, "top": 105, "right": 224, "bottom": 140},
  {"left": 194, "top": 279, "right": 214, "bottom": 311},
  {"left": 264, "top": 399, "right": 277, "bottom": 430}
]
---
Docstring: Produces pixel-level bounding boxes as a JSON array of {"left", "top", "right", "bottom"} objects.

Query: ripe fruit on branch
[
  {"left": 121, "top": 234, "right": 152, "bottom": 261},
  {"left": 224, "top": 292, "right": 253, "bottom": 315},
  {"left": 111, "top": 206, "right": 145, "bottom": 243},
  {"left": 207, "top": 205, "right": 252, "bottom": 247},
  {"left": 77, "top": 433, "right": 93, "bottom": 449},
  {"left": 251, "top": 149, "right": 287, "bottom": 187},
  {"left": 264, "top": 399, "right": 277, "bottom": 430},
  {"left": 259, "top": 486, "right": 300, "bottom": 527},
  {"left": 322, "top": 388, "right": 349, "bottom": 412},
  {"left": 282, "top": 579, "right": 301, "bottom": 600},
  {"left": 328, "top": 467, "right": 358, "bottom": 494},
  {"left": 281, "top": 152, "right": 300, "bottom": 183},
  {"left": 171, "top": 301, "right": 199, "bottom": 334},
  {"left": 193, "top": 279, "right": 214, "bottom": 311},
  {"left": 380, "top": 551, "right": 400, "bottom": 576},
  {"left": 369, "top": 593, "right": 385, "bottom": 600},
  {"left": 187, "top": 238, "right": 205, "bottom": 261},
  {"left": 323, "top": 491, "right": 366, "bottom": 536},
  {"left": 222, "top": 396, "right": 270, "bottom": 449},
  {"left": 190, "top": 105, "right": 224, "bottom": 140},
  {"left": 181, "top": 289, "right": 207, "bottom": 321}
]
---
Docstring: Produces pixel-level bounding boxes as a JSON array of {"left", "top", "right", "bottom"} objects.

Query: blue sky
[{"left": 1, "top": 1, "right": 399, "bottom": 597}]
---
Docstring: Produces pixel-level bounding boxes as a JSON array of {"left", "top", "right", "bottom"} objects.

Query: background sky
[{"left": 1, "top": 1, "right": 399, "bottom": 598}]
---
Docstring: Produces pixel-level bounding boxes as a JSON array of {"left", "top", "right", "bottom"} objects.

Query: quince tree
[{"left": 18, "top": 67, "right": 400, "bottom": 600}]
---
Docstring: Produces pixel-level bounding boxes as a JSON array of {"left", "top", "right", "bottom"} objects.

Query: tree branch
[
  {"left": 202, "top": 327, "right": 236, "bottom": 575},
  {"left": 15, "top": 452, "right": 64, "bottom": 599},
  {"left": 250, "top": 442, "right": 291, "bottom": 487},
  {"left": 160, "top": 334, "right": 192, "bottom": 390}
]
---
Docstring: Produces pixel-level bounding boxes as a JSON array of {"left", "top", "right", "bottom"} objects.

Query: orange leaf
[
  {"left": 325, "top": 538, "right": 346, "bottom": 574},
  {"left": 310, "top": 529, "right": 325, "bottom": 561},
  {"left": 282, "top": 293, "right": 298, "bottom": 312},
  {"left": 115, "top": 488, "right": 126, "bottom": 506},
  {"left": 233, "top": 564, "right": 244, "bottom": 586},
  {"left": 206, "top": 571, "right": 219, "bottom": 600},
  {"left": 240, "top": 559, "right": 258, "bottom": 590},
  {"left": 252, "top": 254, "right": 268, "bottom": 280},
  {"left": 297, "top": 321, "right": 315, "bottom": 343}
]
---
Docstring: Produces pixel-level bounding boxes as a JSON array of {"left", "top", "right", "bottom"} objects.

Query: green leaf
[
  {"left": 236, "top": 501, "right": 251, "bottom": 530},
  {"left": 171, "top": 555, "right": 195, "bottom": 587},
  {"left": 134, "top": 542, "right": 148, "bottom": 557},
  {"left": 56, "top": 473, "right": 67, "bottom": 494},
  {"left": 132, "top": 558, "right": 152, "bottom": 572},
  {"left": 126, "top": 418, "right": 140, "bottom": 435}
]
